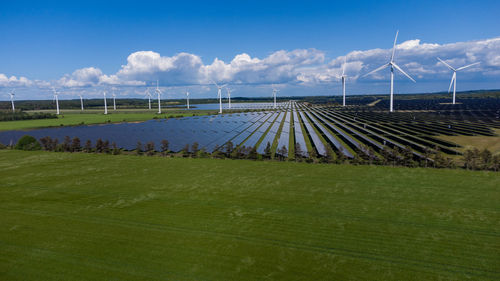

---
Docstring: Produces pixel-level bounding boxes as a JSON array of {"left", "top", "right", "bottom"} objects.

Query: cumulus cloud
[
  {"left": 0, "top": 74, "right": 33, "bottom": 87},
  {"left": 3, "top": 36, "right": 500, "bottom": 98},
  {"left": 330, "top": 37, "right": 500, "bottom": 82}
]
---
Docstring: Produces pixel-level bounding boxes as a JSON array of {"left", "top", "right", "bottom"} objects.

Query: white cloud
[
  {"left": 0, "top": 74, "right": 33, "bottom": 87},
  {"left": 2, "top": 36, "right": 500, "bottom": 98}
]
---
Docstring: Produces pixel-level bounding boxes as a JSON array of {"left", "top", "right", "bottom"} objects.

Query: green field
[
  {"left": 1, "top": 150, "right": 498, "bottom": 280},
  {"left": 0, "top": 109, "right": 217, "bottom": 131}
]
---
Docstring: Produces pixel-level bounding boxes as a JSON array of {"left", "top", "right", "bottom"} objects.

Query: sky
[{"left": 1, "top": 0, "right": 500, "bottom": 100}]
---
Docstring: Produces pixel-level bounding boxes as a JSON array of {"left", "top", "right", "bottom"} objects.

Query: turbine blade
[
  {"left": 390, "top": 30, "right": 399, "bottom": 62},
  {"left": 437, "top": 57, "right": 455, "bottom": 71},
  {"left": 392, "top": 63, "right": 416, "bottom": 82},
  {"left": 448, "top": 72, "right": 456, "bottom": 93},
  {"left": 362, "top": 63, "right": 389, "bottom": 77},
  {"left": 342, "top": 56, "right": 346, "bottom": 76},
  {"left": 456, "top": 62, "right": 480, "bottom": 71}
]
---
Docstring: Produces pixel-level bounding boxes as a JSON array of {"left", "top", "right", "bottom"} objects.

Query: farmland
[{"left": 1, "top": 150, "right": 499, "bottom": 280}]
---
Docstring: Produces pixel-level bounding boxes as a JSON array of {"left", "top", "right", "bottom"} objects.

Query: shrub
[{"left": 15, "top": 135, "right": 41, "bottom": 151}]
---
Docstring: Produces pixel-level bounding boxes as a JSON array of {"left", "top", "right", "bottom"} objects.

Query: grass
[
  {"left": 0, "top": 109, "right": 217, "bottom": 131},
  {"left": 437, "top": 129, "right": 500, "bottom": 154},
  {"left": 0, "top": 150, "right": 499, "bottom": 280}
]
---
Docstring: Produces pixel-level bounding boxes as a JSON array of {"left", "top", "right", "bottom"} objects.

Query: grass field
[
  {"left": 437, "top": 129, "right": 500, "bottom": 154},
  {"left": 0, "top": 109, "right": 217, "bottom": 131},
  {"left": 0, "top": 150, "right": 498, "bottom": 280}
]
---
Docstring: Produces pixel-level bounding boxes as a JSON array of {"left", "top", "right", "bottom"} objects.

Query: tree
[
  {"left": 294, "top": 143, "right": 303, "bottom": 160},
  {"left": 422, "top": 147, "right": 432, "bottom": 168},
  {"left": 432, "top": 147, "right": 447, "bottom": 168},
  {"left": 145, "top": 141, "right": 155, "bottom": 156},
  {"left": 263, "top": 142, "right": 272, "bottom": 159},
  {"left": 225, "top": 141, "right": 234, "bottom": 157},
  {"left": 182, "top": 144, "right": 190, "bottom": 157},
  {"left": 95, "top": 138, "right": 104, "bottom": 153},
  {"left": 323, "top": 145, "right": 335, "bottom": 163},
  {"left": 462, "top": 147, "right": 479, "bottom": 170},
  {"left": 211, "top": 144, "right": 223, "bottom": 158},
  {"left": 71, "top": 137, "right": 81, "bottom": 152},
  {"left": 247, "top": 146, "right": 258, "bottom": 160},
  {"left": 336, "top": 147, "right": 346, "bottom": 164},
  {"left": 160, "top": 140, "right": 169, "bottom": 156},
  {"left": 111, "top": 142, "right": 120, "bottom": 155},
  {"left": 62, "top": 136, "right": 72, "bottom": 152},
  {"left": 197, "top": 147, "right": 209, "bottom": 158},
  {"left": 191, "top": 142, "right": 200, "bottom": 156},
  {"left": 39, "top": 136, "right": 52, "bottom": 151},
  {"left": 380, "top": 146, "right": 392, "bottom": 166},
  {"left": 277, "top": 145, "right": 288, "bottom": 161},
  {"left": 84, "top": 140, "right": 92, "bottom": 153},
  {"left": 15, "top": 135, "right": 41, "bottom": 151},
  {"left": 479, "top": 148, "right": 492, "bottom": 170},
  {"left": 402, "top": 146, "right": 415, "bottom": 167},
  {"left": 136, "top": 141, "right": 143, "bottom": 155},
  {"left": 491, "top": 153, "right": 500, "bottom": 172},
  {"left": 102, "top": 140, "right": 110, "bottom": 154}
]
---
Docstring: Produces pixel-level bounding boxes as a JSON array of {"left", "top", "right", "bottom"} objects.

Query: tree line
[{"left": 3, "top": 135, "right": 499, "bottom": 171}]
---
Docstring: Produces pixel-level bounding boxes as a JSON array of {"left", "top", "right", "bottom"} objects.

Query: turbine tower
[
  {"left": 272, "top": 87, "right": 279, "bottom": 109},
  {"left": 78, "top": 94, "right": 84, "bottom": 111},
  {"left": 186, "top": 90, "right": 190, "bottom": 109},
  {"left": 52, "top": 88, "right": 60, "bottom": 115},
  {"left": 155, "top": 80, "right": 162, "bottom": 114},
  {"left": 144, "top": 88, "right": 152, "bottom": 110},
  {"left": 363, "top": 30, "right": 416, "bottom": 112},
  {"left": 112, "top": 93, "right": 117, "bottom": 110},
  {"left": 211, "top": 81, "right": 226, "bottom": 114},
  {"left": 341, "top": 57, "right": 347, "bottom": 107},
  {"left": 437, "top": 57, "right": 480, "bottom": 105},
  {"left": 226, "top": 88, "right": 232, "bottom": 109},
  {"left": 103, "top": 91, "right": 108, "bottom": 115},
  {"left": 9, "top": 90, "right": 15, "bottom": 112}
]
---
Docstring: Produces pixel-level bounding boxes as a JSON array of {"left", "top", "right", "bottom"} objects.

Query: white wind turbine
[
  {"left": 103, "top": 91, "right": 108, "bottom": 115},
  {"left": 363, "top": 30, "right": 416, "bottom": 112},
  {"left": 9, "top": 90, "right": 15, "bottom": 112},
  {"left": 272, "top": 87, "right": 279, "bottom": 109},
  {"left": 437, "top": 57, "right": 480, "bottom": 105},
  {"left": 52, "top": 88, "right": 60, "bottom": 115},
  {"left": 78, "top": 94, "right": 84, "bottom": 111},
  {"left": 211, "top": 80, "right": 226, "bottom": 114},
  {"left": 144, "top": 88, "right": 152, "bottom": 110},
  {"left": 155, "top": 80, "right": 162, "bottom": 114},
  {"left": 112, "top": 93, "right": 117, "bottom": 110},
  {"left": 226, "top": 87, "right": 233, "bottom": 109},
  {"left": 186, "top": 89, "right": 190, "bottom": 109},
  {"left": 340, "top": 57, "right": 347, "bottom": 106}
]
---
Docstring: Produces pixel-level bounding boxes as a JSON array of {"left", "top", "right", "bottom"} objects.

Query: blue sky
[{"left": 1, "top": 0, "right": 500, "bottom": 99}]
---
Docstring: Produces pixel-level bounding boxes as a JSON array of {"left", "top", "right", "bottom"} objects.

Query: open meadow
[{"left": 0, "top": 150, "right": 498, "bottom": 280}]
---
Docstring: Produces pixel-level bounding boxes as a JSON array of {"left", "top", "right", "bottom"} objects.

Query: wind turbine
[
  {"left": 112, "top": 93, "right": 117, "bottom": 110},
  {"left": 9, "top": 90, "right": 15, "bottom": 112},
  {"left": 144, "top": 88, "right": 152, "bottom": 110},
  {"left": 272, "top": 87, "right": 279, "bottom": 109},
  {"left": 226, "top": 87, "right": 233, "bottom": 109},
  {"left": 437, "top": 57, "right": 480, "bottom": 105},
  {"left": 186, "top": 89, "right": 190, "bottom": 109},
  {"left": 341, "top": 57, "right": 347, "bottom": 107},
  {"left": 363, "top": 30, "right": 416, "bottom": 112},
  {"left": 155, "top": 80, "right": 162, "bottom": 114},
  {"left": 211, "top": 80, "right": 226, "bottom": 114},
  {"left": 52, "top": 88, "right": 60, "bottom": 115},
  {"left": 103, "top": 91, "right": 108, "bottom": 115},
  {"left": 78, "top": 94, "right": 84, "bottom": 111}
]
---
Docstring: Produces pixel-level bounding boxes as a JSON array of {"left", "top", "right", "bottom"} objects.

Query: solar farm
[{"left": 1, "top": 97, "right": 499, "bottom": 163}]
